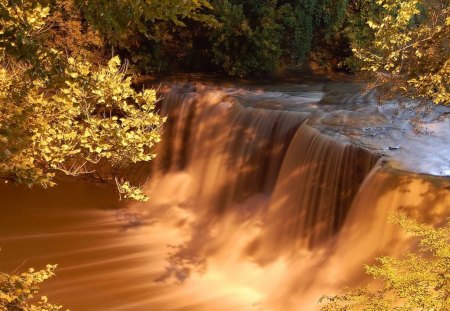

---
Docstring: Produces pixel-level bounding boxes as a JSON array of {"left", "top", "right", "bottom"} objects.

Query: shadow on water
[
  {"left": 0, "top": 84, "right": 449, "bottom": 311},
  {"left": 140, "top": 86, "right": 381, "bottom": 286}
]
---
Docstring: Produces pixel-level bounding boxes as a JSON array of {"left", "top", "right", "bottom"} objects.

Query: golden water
[{"left": 0, "top": 84, "right": 449, "bottom": 310}]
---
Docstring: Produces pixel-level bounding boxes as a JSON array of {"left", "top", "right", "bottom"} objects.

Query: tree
[
  {"left": 347, "top": 0, "right": 450, "bottom": 129},
  {"left": 320, "top": 213, "right": 450, "bottom": 310},
  {"left": 210, "top": 0, "right": 282, "bottom": 77},
  {"left": 121, "top": 2, "right": 217, "bottom": 74},
  {"left": 45, "top": 0, "right": 105, "bottom": 64},
  {"left": 0, "top": 0, "right": 211, "bottom": 201},
  {"left": 76, "top": 0, "right": 213, "bottom": 44},
  {"left": 277, "top": 0, "right": 348, "bottom": 68},
  {"left": 1, "top": 264, "right": 62, "bottom": 311}
]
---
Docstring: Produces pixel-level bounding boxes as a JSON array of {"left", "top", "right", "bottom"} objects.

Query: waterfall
[
  {"left": 261, "top": 124, "right": 378, "bottom": 254},
  {"left": 145, "top": 85, "right": 449, "bottom": 309},
  {"left": 155, "top": 85, "right": 311, "bottom": 212},
  {"left": 153, "top": 85, "right": 378, "bottom": 248},
  {"left": 0, "top": 83, "right": 449, "bottom": 311}
]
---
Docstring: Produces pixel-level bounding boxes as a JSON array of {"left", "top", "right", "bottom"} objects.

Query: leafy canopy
[
  {"left": 210, "top": 0, "right": 282, "bottom": 77},
  {"left": 0, "top": 264, "right": 62, "bottom": 311},
  {"left": 0, "top": 0, "right": 180, "bottom": 201},
  {"left": 76, "top": 0, "right": 213, "bottom": 43},
  {"left": 348, "top": 0, "right": 449, "bottom": 125},
  {"left": 124, "top": 0, "right": 351, "bottom": 76}
]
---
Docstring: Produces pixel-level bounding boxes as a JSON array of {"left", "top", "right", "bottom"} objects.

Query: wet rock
[{"left": 388, "top": 145, "right": 401, "bottom": 150}]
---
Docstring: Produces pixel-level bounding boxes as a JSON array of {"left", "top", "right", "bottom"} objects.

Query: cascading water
[
  {"left": 0, "top": 82, "right": 449, "bottom": 311},
  {"left": 260, "top": 124, "right": 378, "bottom": 253},
  {"left": 155, "top": 85, "right": 310, "bottom": 211}
]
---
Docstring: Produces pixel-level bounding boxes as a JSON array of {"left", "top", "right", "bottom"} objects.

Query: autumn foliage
[
  {"left": 0, "top": 265, "right": 61, "bottom": 311},
  {"left": 0, "top": 0, "right": 170, "bottom": 201},
  {"left": 320, "top": 214, "right": 450, "bottom": 310},
  {"left": 349, "top": 0, "right": 449, "bottom": 129}
]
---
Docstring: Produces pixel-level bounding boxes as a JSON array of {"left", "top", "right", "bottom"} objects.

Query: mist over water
[{"left": 1, "top": 82, "right": 449, "bottom": 310}]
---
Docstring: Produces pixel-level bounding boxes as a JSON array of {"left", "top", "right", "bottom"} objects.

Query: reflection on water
[{"left": 0, "top": 83, "right": 449, "bottom": 310}]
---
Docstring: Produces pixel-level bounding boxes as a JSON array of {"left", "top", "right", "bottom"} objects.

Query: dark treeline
[{"left": 123, "top": 0, "right": 354, "bottom": 76}]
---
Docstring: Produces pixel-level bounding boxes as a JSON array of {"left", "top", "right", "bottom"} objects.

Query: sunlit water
[{"left": 1, "top": 81, "right": 449, "bottom": 310}]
